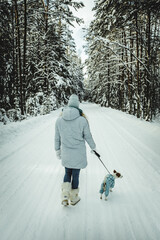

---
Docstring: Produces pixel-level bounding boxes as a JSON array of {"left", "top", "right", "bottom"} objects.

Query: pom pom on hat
[{"left": 68, "top": 94, "right": 80, "bottom": 108}]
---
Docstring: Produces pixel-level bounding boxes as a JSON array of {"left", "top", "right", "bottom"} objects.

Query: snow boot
[
  {"left": 70, "top": 188, "right": 81, "bottom": 206},
  {"left": 61, "top": 182, "right": 71, "bottom": 206}
]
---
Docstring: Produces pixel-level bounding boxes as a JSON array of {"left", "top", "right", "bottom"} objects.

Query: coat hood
[
  {"left": 68, "top": 94, "right": 80, "bottom": 108},
  {"left": 62, "top": 107, "right": 80, "bottom": 121}
]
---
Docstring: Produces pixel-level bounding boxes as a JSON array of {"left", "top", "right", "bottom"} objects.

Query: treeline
[
  {"left": 85, "top": 0, "right": 160, "bottom": 120},
  {"left": 0, "top": 0, "right": 84, "bottom": 124}
]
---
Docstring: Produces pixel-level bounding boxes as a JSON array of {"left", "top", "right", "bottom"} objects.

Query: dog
[{"left": 99, "top": 170, "right": 123, "bottom": 200}]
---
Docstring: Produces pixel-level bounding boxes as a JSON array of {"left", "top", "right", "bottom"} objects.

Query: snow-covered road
[{"left": 0, "top": 103, "right": 160, "bottom": 240}]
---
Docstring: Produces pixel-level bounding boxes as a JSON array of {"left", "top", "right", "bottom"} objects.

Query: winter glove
[{"left": 56, "top": 149, "right": 61, "bottom": 159}]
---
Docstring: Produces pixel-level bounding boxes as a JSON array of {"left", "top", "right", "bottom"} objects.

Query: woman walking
[{"left": 54, "top": 94, "right": 96, "bottom": 206}]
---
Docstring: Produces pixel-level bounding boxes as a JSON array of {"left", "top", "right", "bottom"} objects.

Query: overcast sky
[{"left": 72, "top": 0, "right": 95, "bottom": 62}]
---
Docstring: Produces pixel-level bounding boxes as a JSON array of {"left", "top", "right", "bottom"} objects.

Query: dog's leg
[{"left": 100, "top": 182, "right": 105, "bottom": 200}]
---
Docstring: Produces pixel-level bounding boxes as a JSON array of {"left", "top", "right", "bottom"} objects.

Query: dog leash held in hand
[{"left": 93, "top": 150, "right": 111, "bottom": 174}]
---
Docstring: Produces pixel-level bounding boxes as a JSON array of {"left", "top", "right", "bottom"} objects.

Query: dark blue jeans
[{"left": 64, "top": 167, "right": 80, "bottom": 189}]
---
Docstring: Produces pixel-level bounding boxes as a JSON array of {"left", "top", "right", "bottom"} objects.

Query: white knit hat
[{"left": 68, "top": 94, "right": 80, "bottom": 108}]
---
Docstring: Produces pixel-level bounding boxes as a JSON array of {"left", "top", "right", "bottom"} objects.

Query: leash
[{"left": 93, "top": 150, "right": 111, "bottom": 174}]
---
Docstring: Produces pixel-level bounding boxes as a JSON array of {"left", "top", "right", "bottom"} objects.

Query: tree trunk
[
  {"left": 14, "top": 0, "right": 24, "bottom": 114},
  {"left": 11, "top": 2, "right": 15, "bottom": 106},
  {"left": 129, "top": 29, "right": 133, "bottom": 114},
  {"left": 107, "top": 62, "right": 110, "bottom": 107},
  {"left": 44, "top": 0, "right": 49, "bottom": 93},
  {"left": 146, "top": 10, "right": 151, "bottom": 120},
  {"left": 124, "top": 30, "right": 130, "bottom": 113},
  {"left": 135, "top": 11, "right": 140, "bottom": 118},
  {"left": 23, "top": 0, "right": 27, "bottom": 113},
  {"left": 121, "top": 31, "right": 125, "bottom": 111}
]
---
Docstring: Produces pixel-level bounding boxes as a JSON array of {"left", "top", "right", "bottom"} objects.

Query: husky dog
[{"left": 99, "top": 170, "right": 123, "bottom": 200}]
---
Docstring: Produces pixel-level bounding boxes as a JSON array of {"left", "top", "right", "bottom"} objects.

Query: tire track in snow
[
  {"left": 15, "top": 165, "right": 62, "bottom": 240},
  {"left": 0, "top": 163, "right": 62, "bottom": 240},
  {"left": 0, "top": 121, "right": 53, "bottom": 163},
  {"left": 0, "top": 121, "right": 62, "bottom": 240},
  {"left": 0, "top": 123, "right": 55, "bottom": 204},
  {"left": 104, "top": 112, "right": 160, "bottom": 171},
  {"left": 0, "top": 155, "right": 46, "bottom": 211}
]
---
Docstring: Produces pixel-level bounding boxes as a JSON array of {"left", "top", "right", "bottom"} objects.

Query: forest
[
  {"left": 0, "top": 0, "right": 160, "bottom": 124},
  {"left": 85, "top": 0, "right": 160, "bottom": 121},
  {"left": 0, "top": 0, "right": 85, "bottom": 123}
]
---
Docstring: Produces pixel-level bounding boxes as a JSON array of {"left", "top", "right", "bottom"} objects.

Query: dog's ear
[{"left": 116, "top": 172, "right": 121, "bottom": 178}]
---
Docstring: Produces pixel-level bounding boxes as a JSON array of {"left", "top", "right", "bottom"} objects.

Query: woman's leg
[
  {"left": 70, "top": 169, "right": 81, "bottom": 205},
  {"left": 64, "top": 167, "right": 72, "bottom": 183},
  {"left": 71, "top": 169, "right": 80, "bottom": 189},
  {"left": 62, "top": 168, "right": 72, "bottom": 206}
]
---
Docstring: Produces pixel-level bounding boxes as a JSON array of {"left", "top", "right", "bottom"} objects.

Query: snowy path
[{"left": 0, "top": 103, "right": 160, "bottom": 240}]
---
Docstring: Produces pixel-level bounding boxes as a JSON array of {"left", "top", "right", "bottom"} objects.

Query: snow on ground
[{"left": 0, "top": 103, "right": 160, "bottom": 240}]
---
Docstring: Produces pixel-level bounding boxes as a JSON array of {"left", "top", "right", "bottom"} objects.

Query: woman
[{"left": 55, "top": 94, "right": 96, "bottom": 206}]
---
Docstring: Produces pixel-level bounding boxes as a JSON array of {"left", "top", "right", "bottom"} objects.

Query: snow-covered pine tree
[
  {"left": 64, "top": 27, "right": 84, "bottom": 99},
  {"left": 48, "top": 0, "right": 84, "bottom": 106}
]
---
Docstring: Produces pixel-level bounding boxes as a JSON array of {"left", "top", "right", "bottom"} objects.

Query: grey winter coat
[{"left": 54, "top": 107, "right": 96, "bottom": 169}]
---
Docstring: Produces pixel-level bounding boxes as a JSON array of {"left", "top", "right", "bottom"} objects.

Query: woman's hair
[
  {"left": 81, "top": 112, "right": 87, "bottom": 119},
  {"left": 60, "top": 107, "right": 87, "bottom": 119}
]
